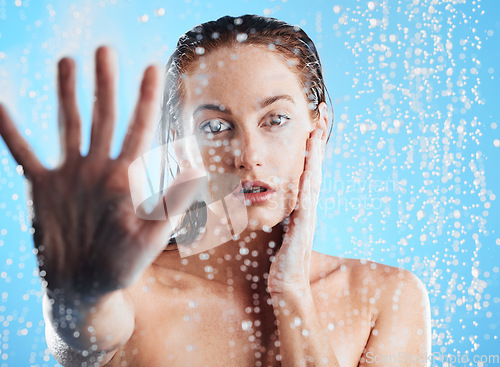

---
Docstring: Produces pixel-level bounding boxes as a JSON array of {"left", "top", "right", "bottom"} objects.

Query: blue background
[{"left": 0, "top": 0, "right": 499, "bottom": 365}]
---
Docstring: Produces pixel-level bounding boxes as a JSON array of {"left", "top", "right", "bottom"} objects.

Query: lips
[
  {"left": 239, "top": 180, "right": 275, "bottom": 193},
  {"left": 231, "top": 180, "right": 276, "bottom": 205}
]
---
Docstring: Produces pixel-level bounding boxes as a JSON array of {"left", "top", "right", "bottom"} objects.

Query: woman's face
[{"left": 179, "top": 44, "right": 321, "bottom": 230}]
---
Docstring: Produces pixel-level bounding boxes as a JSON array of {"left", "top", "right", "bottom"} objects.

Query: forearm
[
  {"left": 42, "top": 288, "right": 135, "bottom": 352},
  {"left": 271, "top": 288, "right": 339, "bottom": 367}
]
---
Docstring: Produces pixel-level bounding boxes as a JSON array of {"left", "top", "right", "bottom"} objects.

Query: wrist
[
  {"left": 268, "top": 280, "right": 312, "bottom": 299},
  {"left": 267, "top": 272, "right": 310, "bottom": 296},
  {"left": 44, "top": 288, "right": 90, "bottom": 325},
  {"left": 44, "top": 287, "right": 125, "bottom": 331},
  {"left": 43, "top": 288, "right": 134, "bottom": 351}
]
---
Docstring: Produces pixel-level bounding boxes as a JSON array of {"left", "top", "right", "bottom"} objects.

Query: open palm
[{"left": 0, "top": 47, "right": 202, "bottom": 302}]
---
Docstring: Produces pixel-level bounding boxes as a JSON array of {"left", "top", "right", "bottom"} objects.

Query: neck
[{"left": 153, "top": 220, "right": 286, "bottom": 291}]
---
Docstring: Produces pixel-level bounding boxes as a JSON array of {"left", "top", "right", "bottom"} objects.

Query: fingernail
[
  {"left": 96, "top": 47, "right": 107, "bottom": 75},
  {"left": 59, "top": 59, "right": 69, "bottom": 78}
]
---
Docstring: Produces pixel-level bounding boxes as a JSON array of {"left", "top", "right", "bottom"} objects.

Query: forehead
[{"left": 182, "top": 45, "right": 304, "bottom": 108}]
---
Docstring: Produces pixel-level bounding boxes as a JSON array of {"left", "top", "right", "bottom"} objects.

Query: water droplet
[
  {"left": 241, "top": 320, "right": 252, "bottom": 331},
  {"left": 154, "top": 8, "right": 165, "bottom": 17},
  {"left": 137, "top": 14, "right": 149, "bottom": 23},
  {"left": 236, "top": 33, "right": 248, "bottom": 43}
]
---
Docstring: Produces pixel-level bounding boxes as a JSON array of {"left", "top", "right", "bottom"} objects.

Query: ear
[{"left": 315, "top": 102, "right": 329, "bottom": 136}]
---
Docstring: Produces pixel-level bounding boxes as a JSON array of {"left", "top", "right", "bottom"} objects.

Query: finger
[
  {"left": 293, "top": 133, "right": 322, "bottom": 220},
  {"left": 320, "top": 130, "right": 327, "bottom": 160},
  {"left": 88, "top": 46, "right": 116, "bottom": 157},
  {"left": 0, "top": 104, "right": 45, "bottom": 178},
  {"left": 118, "top": 65, "right": 160, "bottom": 162},
  {"left": 307, "top": 129, "right": 323, "bottom": 197},
  {"left": 306, "top": 129, "right": 323, "bottom": 164},
  {"left": 57, "top": 58, "right": 82, "bottom": 162},
  {"left": 298, "top": 170, "right": 313, "bottom": 213},
  {"left": 287, "top": 138, "right": 317, "bottom": 252}
]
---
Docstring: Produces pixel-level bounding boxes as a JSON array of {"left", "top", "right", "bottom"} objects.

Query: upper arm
[{"left": 359, "top": 268, "right": 431, "bottom": 367}]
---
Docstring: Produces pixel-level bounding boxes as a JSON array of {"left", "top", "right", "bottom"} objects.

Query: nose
[{"left": 233, "top": 133, "right": 262, "bottom": 169}]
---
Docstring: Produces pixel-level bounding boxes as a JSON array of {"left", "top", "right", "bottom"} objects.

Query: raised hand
[
  {"left": 267, "top": 128, "right": 326, "bottom": 296},
  {"left": 0, "top": 47, "right": 202, "bottom": 303}
]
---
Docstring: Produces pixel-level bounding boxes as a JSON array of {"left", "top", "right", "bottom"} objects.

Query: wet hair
[{"left": 158, "top": 14, "right": 333, "bottom": 251}]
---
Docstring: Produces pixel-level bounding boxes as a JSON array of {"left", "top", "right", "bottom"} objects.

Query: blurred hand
[
  {"left": 0, "top": 46, "right": 202, "bottom": 303},
  {"left": 267, "top": 128, "right": 325, "bottom": 296}
]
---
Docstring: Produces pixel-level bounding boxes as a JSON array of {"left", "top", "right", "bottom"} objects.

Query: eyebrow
[
  {"left": 193, "top": 104, "right": 229, "bottom": 116},
  {"left": 193, "top": 94, "right": 295, "bottom": 116},
  {"left": 260, "top": 94, "right": 295, "bottom": 108}
]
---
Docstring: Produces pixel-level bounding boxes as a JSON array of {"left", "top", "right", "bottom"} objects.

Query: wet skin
[
  {"left": 108, "top": 45, "right": 431, "bottom": 367},
  {"left": 0, "top": 45, "right": 431, "bottom": 367},
  {"left": 108, "top": 253, "right": 429, "bottom": 367}
]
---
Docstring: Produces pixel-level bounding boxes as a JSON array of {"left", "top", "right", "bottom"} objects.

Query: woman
[{"left": 0, "top": 15, "right": 430, "bottom": 367}]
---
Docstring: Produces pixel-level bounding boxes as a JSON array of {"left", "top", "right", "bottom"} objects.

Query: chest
[
  {"left": 110, "top": 285, "right": 280, "bottom": 366},
  {"left": 109, "top": 276, "right": 373, "bottom": 366}
]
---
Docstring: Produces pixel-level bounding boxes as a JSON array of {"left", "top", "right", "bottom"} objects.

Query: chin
[
  {"left": 243, "top": 207, "right": 290, "bottom": 232},
  {"left": 237, "top": 190, "right": 297, "bottom": 230}
]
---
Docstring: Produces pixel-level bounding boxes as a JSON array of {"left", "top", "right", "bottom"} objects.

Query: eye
[
  {"left": 265, "top": 114, "right": 291, "bottom": 127},
  {"left": 199, "top": 119, "right": 231, "bottom": 134}
]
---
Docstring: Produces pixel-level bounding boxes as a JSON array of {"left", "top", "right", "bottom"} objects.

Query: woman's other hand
[{"left": 267, "top": 128, "right": 325, "bottom": 296}]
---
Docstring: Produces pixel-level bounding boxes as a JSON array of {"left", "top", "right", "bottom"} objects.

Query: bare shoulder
[
  {"left": 310, "top": 254, "right": 431, "bottom": 358},
  {"left": 312, "top": 251, "right": 426, "bottom": 287},
  {"left": 310, "top": 251, "right": 429, "bottom": 317}
]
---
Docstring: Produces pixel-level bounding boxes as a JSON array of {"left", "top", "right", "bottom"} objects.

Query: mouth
[
  {"left": 238, "top": 180, "right": 274, "bottom": 194},
  {"left": 232, "top": 180, "right": 276, "bottom": 205},
  {"left": 239, "top": 186, "right": 268, "bottom": 194}
]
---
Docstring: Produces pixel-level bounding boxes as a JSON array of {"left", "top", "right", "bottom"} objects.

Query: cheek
[
  {"left": 197, "top": 138, "right": 228, "bottom": 172},
  {"left": 277, "top": 137, "right": 308, "bottom": 193},
  {"left": 288, "top": 132, "right": 308, "bottom": 171},
  {"left": 275, "top": 144, "right": 306, "bottom": 217},
  {"left": 289, "top": 148, "right": 307, "bottom": 181}
]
